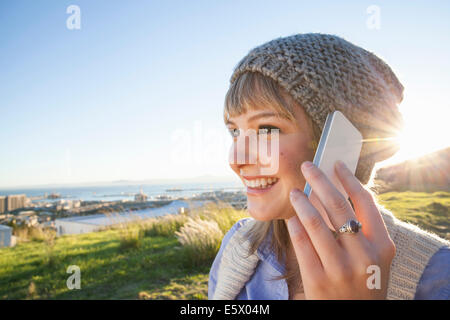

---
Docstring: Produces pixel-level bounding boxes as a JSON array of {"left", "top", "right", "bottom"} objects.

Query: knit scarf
[{"left": 212, "top": 204, "right": 449, "bottom": 300}]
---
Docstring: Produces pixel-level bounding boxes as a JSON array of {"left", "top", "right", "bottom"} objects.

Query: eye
[
  {"left": 228, "top": 128, "right": 240, "bottom": 138},
  {"left": 258, "top": 125, "right": 280, "bottom": 135}
]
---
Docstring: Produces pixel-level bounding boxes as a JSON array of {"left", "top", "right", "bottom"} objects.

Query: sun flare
[{"left": 379, "top": 107, "right": 450, "bottom": 167}]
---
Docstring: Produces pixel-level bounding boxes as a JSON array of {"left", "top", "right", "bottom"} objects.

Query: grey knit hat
[{"left": 230, "top": 33, "right": 404, "bottom": 185}]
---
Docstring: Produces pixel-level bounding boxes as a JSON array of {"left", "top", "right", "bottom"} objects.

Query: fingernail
[
  {"left": 302, "top": 161, "right": 314, "bottom": 170},
  {"left": 336, "top": 160, "right": 346, "bottom": 170}
]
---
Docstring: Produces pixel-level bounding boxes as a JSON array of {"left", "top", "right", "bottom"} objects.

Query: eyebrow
[{"left": 225, "top": 111, "right": 282, "bottom": 126}]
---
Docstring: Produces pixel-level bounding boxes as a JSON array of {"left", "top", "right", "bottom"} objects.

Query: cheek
[
  {"left": 279, "top": 150, "right": 303, "bottom": 177},
  {"left": 278, "top": 142, "right": 314, "bottom": 191},
  {"left": 245, "top": 142, "right": 314, "bottom": 221}
]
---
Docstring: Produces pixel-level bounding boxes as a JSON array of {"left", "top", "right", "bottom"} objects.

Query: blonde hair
[{"left": 223, "top": 71, "right": 323, "bottom": 282}]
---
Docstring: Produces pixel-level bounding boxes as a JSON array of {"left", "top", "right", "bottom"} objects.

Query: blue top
[{"left": 208, "top": 218, "right": 450, "bottom": 300}]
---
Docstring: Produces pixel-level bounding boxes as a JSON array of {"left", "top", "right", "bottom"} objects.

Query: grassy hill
[
  {"left": 376, "top": 191, "right": 449, "bottom": 240},
  {"left": 1, "top": 229, "right": 196, "bottom": 300},
  {"left": 373, "top": 147, "right": 450, "bottom": 193},
  {"left": 0, "top": 192, "right": 448, "bottom": 300},
  {"left": 0, "top": 203, "right": 249, "bottom": 300}
]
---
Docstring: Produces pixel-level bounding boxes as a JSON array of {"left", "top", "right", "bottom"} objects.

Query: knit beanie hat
[{"left": 230, "top": 33, "right": 404, "bottom": 185}]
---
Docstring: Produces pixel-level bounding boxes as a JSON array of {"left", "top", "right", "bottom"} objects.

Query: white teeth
[{"left": 244, "top": 177, "right": 278, "bottom": 189}]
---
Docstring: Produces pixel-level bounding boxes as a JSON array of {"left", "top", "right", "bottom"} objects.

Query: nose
[{"left": 228, "top": 130, "right": 259, "bottom": 167}]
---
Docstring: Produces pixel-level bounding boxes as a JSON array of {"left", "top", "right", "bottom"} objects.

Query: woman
[{"left": 208, "top": 33, "right": 450, "bottom": 300}]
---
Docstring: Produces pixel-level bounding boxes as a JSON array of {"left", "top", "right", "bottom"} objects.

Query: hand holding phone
[
  {"left": 303, "top": 110, "right": 362, "bottom": 228},
  {"left": 287, "top": 111, "right": 395, "bottom": 300},
  {"left": 304, "top": 110, "right": 362, "bottom": 197}
]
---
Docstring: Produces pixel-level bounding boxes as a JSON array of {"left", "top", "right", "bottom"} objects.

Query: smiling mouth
[{"left": 242, "top": 177, "right": 279, "bottom": 190}]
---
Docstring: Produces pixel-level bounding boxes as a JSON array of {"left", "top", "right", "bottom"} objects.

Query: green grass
[
  {"left": 0, "top": 227, "right": 212, "bottom": 299},
  {"left": 0, "top": 202, "right": 248, "bottom": 300},
  {"left": 0, "top": 192, "right": 448, "bottom": 299},
  {"left": 376, "top": 191, "right": 449, "bottom": 240}
]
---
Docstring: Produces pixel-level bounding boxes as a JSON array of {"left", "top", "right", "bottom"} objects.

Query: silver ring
[{"left": 338, "top": 218, "right": 362, "bottom": 235}]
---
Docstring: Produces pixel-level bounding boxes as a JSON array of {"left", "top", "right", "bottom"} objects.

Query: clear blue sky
[{"left": 1, "top": 0, "right": 449, "bottom": 188}]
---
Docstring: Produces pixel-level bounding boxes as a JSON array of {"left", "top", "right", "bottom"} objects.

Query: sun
[{"left": 379, "top": 107, "right": 450, "bottom": 167}]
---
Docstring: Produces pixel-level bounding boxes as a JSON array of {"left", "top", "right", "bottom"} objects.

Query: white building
[
  {"left": 55, "top": 200, "right": 203, "bottom": 236},
  {"left": 56, "top": 199, "right": 82, "bottom": 211},
  {"left": 0, "top": 225, "right": 16, "bottom": 248},
  {"left": 55, "top": 215, "right": 105, "bottom": 236}
]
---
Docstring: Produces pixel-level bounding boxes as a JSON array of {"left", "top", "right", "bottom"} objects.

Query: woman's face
[{"left": 226, "top": 105, "right": 316, "bottom": 221}]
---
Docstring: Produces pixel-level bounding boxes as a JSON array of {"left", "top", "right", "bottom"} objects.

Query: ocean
[{"left": 0, "top": 181, "right": 245, "bottom": 202}]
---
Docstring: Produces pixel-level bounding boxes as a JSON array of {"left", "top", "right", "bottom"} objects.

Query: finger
[
  {"left": 301, "top": 161, "right": 366, "bottom": 246},
  {"left": 286, "top": 215, "right": 324, "bottom": 279},
  {"left": 289, "top": 188, "right": 343, "bottom": 267},
  {"left": 334, "top": 160, "right": 391, "bottom": 242}
]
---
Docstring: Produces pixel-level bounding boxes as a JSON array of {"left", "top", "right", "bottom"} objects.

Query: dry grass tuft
[{"left": 175, "top": 217, "right": 224, "bottom": 267}]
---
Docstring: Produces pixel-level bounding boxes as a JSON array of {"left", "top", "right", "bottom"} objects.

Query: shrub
[
  {"left": 175, "top": 217, "right": 224, "bottom": 267},
  {"left": 13, "top": 225, "right": 58, "bottom": 267},
  {"left": 142, "top": 214, "right": 188, "bottom": 237},
  {"left": 190, "top": 201, "right": 248, "bottom": 234},
  {"left": 118, "top": 222, "right": 145, "bottom": 251},
  {"left": 13, "top": 225, "right": 49, "bottom": 243},
  {"left": 42, "top": 227, "right": 57, "bottom": 267}
]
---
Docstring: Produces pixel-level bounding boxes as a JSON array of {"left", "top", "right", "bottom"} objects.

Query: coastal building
[
  {"left": 0, "top": 225, "right": 15, "bottom": 248},
  {"left": 0, "top": 196, "right": 5, "bottom": 214},
  {"left": 47, "top": 193, "right": 61, "bottom": 199},
  {"left": 18, "top": 210, "right": 35, "bottom": 216},
  {"left": 155, "top": 194, "right": 173, "bottom": 200},
  {"left": 15, "top": 212, "right": 38, "bottom": 227},
  {"left": 5, "top": 194, "right": 27, "bottom": 212},
  {"left": 55, "top": 215, "right": 102, "bottom": 235},
  {"left": 134, "top": 187, "right": 148, "bottom": 202},
  {"left": 55, "top": 199, "right": 81, "bottom": 211}
]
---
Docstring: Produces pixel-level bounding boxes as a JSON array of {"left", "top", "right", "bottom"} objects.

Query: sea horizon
[
  {"left": 0, "top": 174, "right": 239, "bottom": 191},
  {"left": 0, "top": 180, "right": 245, "bottom": 202}
]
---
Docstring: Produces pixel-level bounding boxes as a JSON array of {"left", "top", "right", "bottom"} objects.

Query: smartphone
[{"left": 303, "top": 110, "right": 362, "bottom": 205}]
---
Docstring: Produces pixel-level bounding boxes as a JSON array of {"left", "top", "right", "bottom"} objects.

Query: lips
[
  {"left": 242, "top": 176, "right": 279, "bottom": 195},
  {"left": 243, "top": 177, "right": 279, "bottom": 188}
]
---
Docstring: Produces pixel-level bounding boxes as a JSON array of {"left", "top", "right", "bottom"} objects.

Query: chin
[{"left": 246, "top": 201, "right": 283, "bottom": 221}]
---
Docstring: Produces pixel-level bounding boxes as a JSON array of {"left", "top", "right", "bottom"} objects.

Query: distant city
[
  {"left": 0, "top": 182, "right": 247, "bottom": 248},
  {"left": 0, "top": 194, "right": 27, "bottom": 214}
]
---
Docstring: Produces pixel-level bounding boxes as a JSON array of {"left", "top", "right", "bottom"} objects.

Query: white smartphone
[{"left": 303, "top": 110, "right": 362, "bottom": 207}]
